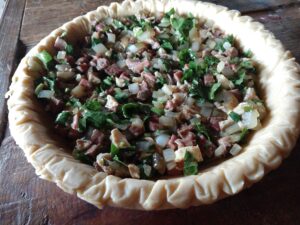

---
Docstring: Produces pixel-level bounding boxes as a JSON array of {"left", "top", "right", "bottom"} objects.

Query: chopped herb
[
  {"left": 122, "top": 103, "right": 151, "bottom": 118},
  {"left": 83, "top": 110, "right": 108, "bottom": 128},
  {"left": 189, "top": 79, "right": 207, "bottom": 101},
  {"left": 234, "top": 70, "right": 246, "bottom": 86},
  {"left": 209, "top": 82, "right": 221, "bottom": 100},
  {"left": 215, "top": 35, "right": 234, "bottom": 51},
  {"left": 161, "top": 41, "right": 173, "bottom": 52},
  {"left": 55, "top": 111, "right": 71, "bottom": 126},
  {"left": 239, "top": 60, "right": 255, "bottom": 70},
  {"left": 243, "top": 106, "right": 253, "bottom": 112},
  {"left": 178, "top": 49, "right": 196, "bottom": 66},
  {"left": 113, "top": 19, "right": 126, "bottom": 30},
  {"left": 171, "top": 15, "right": 194, "bottom": 43},
  {"left": 84, "top": 100, "right": 101, "bottom": 111},
  {"left": 194, "top": 122, "right": 211, "bottom": 141},
  {"left": 43, "top": 76, "right": 55, "bottom": 91},
  {"left": 229, "top": 111, "right": 241, "bottom": 122},
  {"left": 151, "top": 107, "right": 164, "bottom": 116},
  {"left": 239, "top": 128, "right": 249, "bottom": 142},
  {"left": 114, "top": 89, "right": 129, "bottom": 103},
  {"left": 243, "top": 50, "right": 253, "bottom": 58},
  {"left": 183, "top": 151, "right": 198, "bottom": 176},
  {"left": 37, "top": 50, "right": 54, "bottom": 70},
  {"left": 111, "top": 143, "right": 119, "bottom": 157},
  {"left": 35, "top": 83, "right": 45, "bottom": 95},
  {"left": 204, "top": 55, "right": 219, "bottom": 67},
  {"left": 66, "top": 44, "right": 74, "bottom": 55},
  {"left": 91, "top": 38, "right": 101, "bottom": 47},
  {"left": 113, "top": 155, "right": 128, "bottom": 167},
  {"left": 73, "top": 149, "right": 92, "bottom": 165},
  {"left": 67, "top": 98, "right": 82, "bottom": 108}
]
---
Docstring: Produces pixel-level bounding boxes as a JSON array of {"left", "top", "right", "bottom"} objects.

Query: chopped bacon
[
  {"left": 79, "top": 78, "right": 92, "bottom": 89},
  {"left": 47, "top": 97, "right": 64, "bottom": 114},
  {"left": 209, "top": 117, "right": 223, "bottom": 132},
  {"left": 218, "top": 136, "right": 232, "bottom": 148},
  {"left": 126, "top": 59, "right": 150, "bottom": 73},
  {"left": 229, "top": 89, "right": 242, "bottom": 102},
  {"left": 137, "top": 81, "right": 151, "bottom": 101},
  {"left": 119, "top": 72, "right": 130, "bottom": 80},
  {"left": 165, "top": 100, "right": 175, "bottom": 111},
  {"left": 226, "top": 47, "right": 238, "bottom": 57},
  {"left": 149, "top": 116, "right": 160, "bottom": 132},
  {"left": 167, "top": 134, "right": 179, "bottom": 150},
  {"left": 141, "top": 71, "right": 156, "bottom": 88},
  {"left": 76, "top": 139, "right": 92, "bottom": 150},
  {"left": 71, "top": 113, "right": 80, "bottom": 130},
  {"left": 204, "top": 74, "right": 215, "bottom": 87},
  {"left": 91, "top": 129, "right": 105, "bottom": 145},
  {"left": 175, "top": 132, "right": 196, "bottom": 148},
  {"left": 96, "top": 58, "right": 110, "bottom": 71},
  {"left": 85, "top": 144, "right": 100, "bottom": 157},
  {"left": 95, "top": 22, "right": 106, "bottom": 32},
  {"left": 173, "top": 70, "right": 183, "bottom": 83},
  {"left": 177, "top": 124, "right": 194, "bottom": 138},
  {"left": 105, "top": 64, "right": 123, "bottom": 76}
]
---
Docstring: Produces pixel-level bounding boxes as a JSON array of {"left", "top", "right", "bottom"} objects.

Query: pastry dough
[{"left": 7, "top": 0, "right": 300, "bottom": 210}]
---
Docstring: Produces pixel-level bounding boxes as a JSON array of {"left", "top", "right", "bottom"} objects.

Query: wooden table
[{"left": 1, "top": 0, "right": 300, "bottom": 224}]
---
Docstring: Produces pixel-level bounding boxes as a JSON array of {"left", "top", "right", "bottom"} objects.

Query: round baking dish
[{"left": 7, "top": 0, "right": 300, "bottom": 210}]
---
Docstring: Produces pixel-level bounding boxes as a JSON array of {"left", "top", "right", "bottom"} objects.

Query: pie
[{"left": 7, "top": 0, "right": 300, "bottom": 210}]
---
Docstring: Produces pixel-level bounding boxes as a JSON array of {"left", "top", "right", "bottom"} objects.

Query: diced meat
[
  {"left": 204, "top": 74, "right": 215, "bottom": 87},
  {"left": 165, "top": 100, "right": 175, "bottom": 111},
  {"left": 105, "top": 95, "right": 119, "bottom": 112},
  {"left": 47, "top": 97, "right": 64, "bottom": 113},
  {"left": 136, "top": 81, "right": 151, "bottom": 101},
  {"left": 167, "top": 134, "right": 179, "bottom": 150},
  {"left": 173, "top": 70, "right": 183, "bottom": 83},
  {"left": 119, "top": 72, "right": 130, "bottom": 80},
  {"left": 172, "top": 93, "right": 186, "bottom": 105},
  {"left": 175, "top": 132, "right": 196, "bottom": 148},
  {"left": 79, "top": 78, "right": 92, "bottom": 89},
  {"left": 209, "top": 117, "right": 223, "bottom": 132},
  {"left": 218, "top": 136, "right": 232, "bottom": 148},
  {"left": 95, "top": 22, "right": 106, "bottom": 32},
  {"left": 229, "top": 89, "right": 242, "bottom": 101},
  {"left": 96, "top": 58, "right": 110, "bottom": 71},
  {"left": 77, "top": 63, "right": 89, "bottom": 73},
  {"left": 105, "top": 64, "right": 123, "bottom": 76},
  {"left": 226, "top": 47, "right": 238, "bottom": 57},
  {"left": 141, "top": 71, "right": 156, "bottom": 88},
  {"left": 71, "top": 113, "right": 80, "bottom": 130},
  {"left": 177, "top": 124, "right": 194, "bottom": 138},
  {"left": 87, "top": 71, "right": 101, "bottom": 84},
  {"left": 85, "top": 144, "right": 100, "bottom": 157},
  {"left": 76, "top": 139, "right": 92, "bottom": 150},
  {"left": 148, "top": 116, "right": 160, "bottom": 132},
  {"left": 54, "top": 37, "right": 67, "bottom": 50},
  {"left": 126, "top": 59, "right": 150, "bottom": 73},
  {"left": 68, "top": 129, "right": 81, "bottom": 139},
  {"left": 91, "top": 129, "right": 105, "bottom": 145}
]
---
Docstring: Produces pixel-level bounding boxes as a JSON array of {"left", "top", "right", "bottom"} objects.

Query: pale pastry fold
[{"left": 7, "top": 0, "right": 300, "bottom": 210}]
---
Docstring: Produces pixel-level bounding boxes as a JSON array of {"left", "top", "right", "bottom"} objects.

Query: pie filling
[{"left": 33, "top": 9, "right": 266, "bottom": 179}]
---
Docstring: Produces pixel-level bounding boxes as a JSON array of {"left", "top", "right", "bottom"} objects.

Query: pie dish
[{"left": 7, "top": 0, "right": 300, "bottom": 210}]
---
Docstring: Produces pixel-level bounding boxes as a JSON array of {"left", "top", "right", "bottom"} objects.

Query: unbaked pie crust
[{"left": 7, "top": 0, "right": 300, "bottom": 210}]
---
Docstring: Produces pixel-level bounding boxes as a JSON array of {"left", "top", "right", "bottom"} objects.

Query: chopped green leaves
[
  {"left": 151, "top": 107, "right": 164, "bottom": 116},
  {"left": 183, "top": 151, "right": 198, "bottom": 176},
  {"left": 83, "top": 111, "right": 108, "bottom": 129},
  {"left": 239, "top": 128, "right": 249, "bottom": 142},
  {"left": 84, "top": 100, "right": 101, "bottom": 111},
  {"left": 209, "top": 82, "right": 221, "bottom": 100},
  {"left": 171, "top": 15, "right": 194, "bottom": 43},
  {"left": 37, "top": 50, "right": 53, "bottom": 70},
  {"left": 229, "top": 111, "right": 241, "bottom": 122},
  {"left": 55, "top": 111, "right": 71, "bottom": 126},
  {"left": 161, "top": 41, "right": 173, "bottom": 52},
  {"left": 204, "top": 55, "right": 219, "bottom": 67},
  {"left": 66, "top": 44, "right": 74, "bottom": 55},
  {"left": 110, "top": 143, "right": 119, "bottom": 157},
  {"left": 178, "top": 49, "right": 196, "bottom": 66},
  {"left": 189, "top": 79, "right": 207, "bottom": 101},
  {"left": 215, "top": 35, "right": 234, "bottom": 51},
  {"left": 121, "top": 103, "right": 151, "bottom": 118},
  {"left": 73, "top": 149, "right": 92, "bottom": 165},
  {"left": 193, "top": 122, "right": 211, "bottom": 141},
  {"left": 114, "top": 89, "right": 129, "bottom": 102},
  {"left": 234, "top": 70, "right": 246, "bottom": 86}
]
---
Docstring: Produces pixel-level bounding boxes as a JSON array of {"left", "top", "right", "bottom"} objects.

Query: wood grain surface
[{"left": 1, "top": 0, "right": 300, "bottom": 225}]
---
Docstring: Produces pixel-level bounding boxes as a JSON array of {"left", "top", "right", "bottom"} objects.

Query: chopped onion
[
  {"left": 163, "top": 148, "right": 175, "bottom": 163},
  {"left": 57, "top": 51, "right": 66, "bottom": 60},
  {"left": 242, "top": 110, "right": 259, "bottom": 129},
  {"left": 37, "top": 90, "right": 54, "bottom": 99},
  {"left": 143, "top": 164, "right": 152, "bottom": 177},
  {"left": 164, "top": 111, "right": 180, "bottom": 120},
  {"left": 92, "top": 43, "right": 108, "bottom": 55},
  {"left": 106, "top": 32, "right": 116, "bottom": 43},
  {"left": 152, "top": 89, "right": 165, "bottom": 99},
  {"left": 128, "top": 83, "right": 139, "bottom": 94},
  {"left": 55, "top": 64, "right": 71, "bottom": 72},
  {"left": 155, "top": 134, "right": 170, "bottom": 148},
  {"left": 229, "top": 144, "right": 242, "bottom": 156},
  {"left": 223, "top": 41, "right": 232, "bottom": 50},
  {"left": 162, "top": 84, "right": 173, "bottom": 96},
  {"left": 137, "top": 29, "right": 155, "bottom": 43},
  {"left": 57, "top": 71, "right": 75, "bottom": 80},
  {"left": 214, "top": 144, "right": 227, "bottom": 157},
  {"left": 166, "top": 161, "right": 176, "bottom": 171},
  {"left": 116, "top": 59, "right": 126, "bottom": 68},
  {"left": 152, "top": 58, "right": 166, "bottom": 71},
  {"left": 127, "top": 43, "right": 146, "bottom": 53},
  {"left": 217, "top": 61, "right": 225, "bottom": 73},
  {"left": 191, "top": 41, "right": 200, "bottom": 52},
  {"left": 136, "top": 141, "right": 153, "bottom": 151},
  {"left": 159, "top": 116, "right": 176, "bottom": 128},
  {"left": 222, "top": 123, "right": 241, "bottom": 136}
]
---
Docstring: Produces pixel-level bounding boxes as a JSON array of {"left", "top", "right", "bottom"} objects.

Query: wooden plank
[
  {"left": 19, "top": 0, "right": 299, "bottom": 47},
  {"left": 20, "top": 0, "right": 122, "bottom": 47},
  {"left": 0, "top": 0, "right": 27, "bottom": 143}
]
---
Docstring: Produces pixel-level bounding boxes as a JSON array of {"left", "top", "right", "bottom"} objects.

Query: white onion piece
[
  {"left": 159, "top": 116, "right": 176, "bottom": 128},
  {"left": 229, "top": 144, "right": 242, "bottom": 156},
  {"left": 37, "top": 90, "right": 54, "bottom": 99},
  {"left": 162, "top": 84, "right": 173, "bottom": 96},
  {"left": 57, "top": 51, "right": 66, "bottom": 60},
  {"left": 166, "top": 161, "right": 176, "bottom": 171},
  {"left": 242, "top": 110, "right": 259, "bottom": 129},
  {"left": 55, "top": 64, "right": 71, "bottom": 72},
  {"left": 92, "top": 43, "right": 108, "bottom": 55},
  {"left": 223, "top": 123, "right": 241, "bottom": 136},
  {"left": 116, "top": 59, "right": 126, "bottom": 68},
  {"left": 152, "top": 58, "right": 165, "bottom": 71},
  {"left": 191, "top": 41, "right": 200, "bottom": 52},
  {"left": 128, "top": 83, "right": 139, "bottom": 94},
  {"left": 137, "top": 29, "right": 155, "bottom": 43},
  {"left": 152, "top": 90, "right": 165, "bottom": 99},
  {"left": 106, "top": 33, "right": 116, "bottom": 43},
  {"left": 57, "top": 71, "right": 75, "bottom": 80},
  {"left": 223, "top": 41, "right": 232, "bottom": 50},
  {"left": 214, "top": 144, "right": 227, "bottom": 157},
  {"left": 143, "top": 164, "right": 152, "bottom": 177},
  {"left": 163, "top": 149, "right": 175, "bottom": 163},
  {"left": 217, "top": 61, "right": 225, "bottom": 73},
  {"left": 156, "top": 134, "right": 170, "bottom": 148}
]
